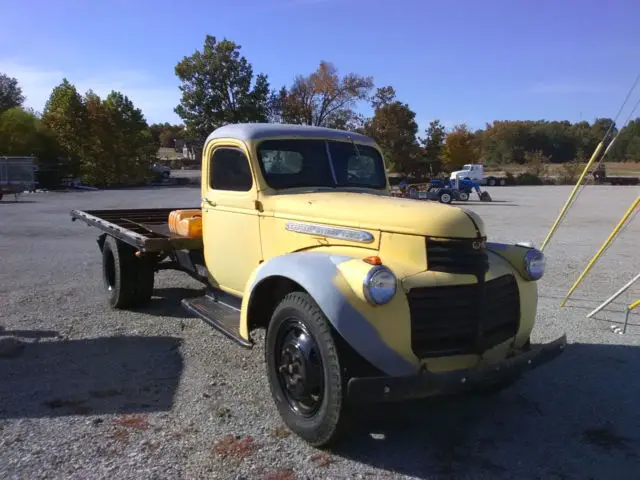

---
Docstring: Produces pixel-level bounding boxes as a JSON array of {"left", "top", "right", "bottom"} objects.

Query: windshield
[
  {"left": 462, "top": 164, "right": 472, "bottom": 171},
  {"left": 256, "top": 139, "right": 387, "bottom": 190}
]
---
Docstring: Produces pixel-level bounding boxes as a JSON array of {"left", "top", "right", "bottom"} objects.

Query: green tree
[
  {"left": 0, "top": 73, "right": 25, "bottom": 114},
  {"left": 82, "top": 90, "right": 116, "bottom": 185},
  {"left": 608, "top": 118, "right": 640, "bottom": 161},
  {"left": 103, "top": 91, "right": 156, "bottom": 186},
  {"left": 363, "top": 87, "right": 420, "bottom": 175},
  {"left": 420, "top": 119, "right": 446, "bottom": 175},
  {"left": 174, "top": 35, "right": 271, "bottom": 143},
  {"left": 371, "top": 85, "right": 396, "bottom": 110},
  {"left": 0, "top": 107, "right": 63, "bottom": 186},
  {"left": 0, "top": 107, "right": 41, "bottom": 155},
  {"left": 41, "top": 79, "right": 88, "bottom": 177}
]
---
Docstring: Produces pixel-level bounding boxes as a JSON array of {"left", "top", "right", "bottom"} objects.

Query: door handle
[{"left": 201, "top": 197, "right": 216, "bottom": 207}]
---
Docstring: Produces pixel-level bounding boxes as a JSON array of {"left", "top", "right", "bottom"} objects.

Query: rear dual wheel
[
  {"left": 101, "top": 235, "right": 155, "bottom": 309},
  {"left": 265, "top": 292, "right": 347, "bottom": 448}
]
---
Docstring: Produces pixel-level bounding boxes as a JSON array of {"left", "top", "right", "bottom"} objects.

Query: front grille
[
  {"left": 407, "top": 274, "right": 520, "bottom": 358},
  {"left": 426, "top": 237, "right": 489, "bottom": 275}
]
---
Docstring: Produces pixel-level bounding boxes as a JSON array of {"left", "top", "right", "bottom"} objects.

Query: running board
[{"left": 181, "top": 294, "right": 252, "bottom": 348}]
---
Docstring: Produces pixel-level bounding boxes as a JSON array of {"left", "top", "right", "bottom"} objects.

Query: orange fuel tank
[{"left": 168, "top": 209, "right": 201, "bottom": 235}]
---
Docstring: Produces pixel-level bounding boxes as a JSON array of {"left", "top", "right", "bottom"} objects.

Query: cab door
[{"left": 202, "top": 140, "right": 263, "bottom": 296}]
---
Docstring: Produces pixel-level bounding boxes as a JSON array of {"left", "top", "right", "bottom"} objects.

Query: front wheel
[
  {"left": 439, "top": 191, "right": 453, "bottom": 204},
  {"left": 458, "top": 191, "right": 469, "bottom": 201},
  {"left": 265, "top": 292, "right": 346, "bottom": 448}
]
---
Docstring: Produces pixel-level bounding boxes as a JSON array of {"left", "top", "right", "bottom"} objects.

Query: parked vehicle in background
[
  {"left": 450, "top": 163, "right": 510, "bottom": 186},
  {"left": 591, "top": 163, "right": 639, "bottom": 186},
  {"left": 0, "top": 156, "right": 37, "bottom": 201},
  {"left": 152, "top": 162, "right": 171, "bottom": 178}
]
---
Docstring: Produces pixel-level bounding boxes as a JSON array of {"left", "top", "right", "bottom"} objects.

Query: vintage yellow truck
[{"left": 71, "top": 123, "right": 566, "bottom": 447}]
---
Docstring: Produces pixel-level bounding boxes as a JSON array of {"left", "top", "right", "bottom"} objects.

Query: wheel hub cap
[{"left": 275, "top": 322, "right": 324, "bottom": 416}]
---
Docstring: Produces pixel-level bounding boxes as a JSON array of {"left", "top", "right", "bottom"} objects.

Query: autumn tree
[
  {"left": 149, "top": 122, "right": 187, "bottom": 148},
  {"left": 174, "top": 35, "right": 271, "bottom": 143},
  {"left": 442, "top": 123, "right": 477, "bottom": 170},
  {"left": 82, "top": 90, "right": 115, "bottom": 185},
  {"left": 363, "top": 86, "right": 421, "bottom": 175},
  {"left": 277, "top": 61, "right": 373, "bottom": 129},
  {"left": 0, "top": 73, "right": 25, "bottom": 114},
  {"left": 41, "top": 79, "right": 89, "bottom": 177}
]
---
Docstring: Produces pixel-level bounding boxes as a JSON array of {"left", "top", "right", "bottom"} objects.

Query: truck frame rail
[{"left": 70, "top": 207, "right": 203, "bottom": 252}]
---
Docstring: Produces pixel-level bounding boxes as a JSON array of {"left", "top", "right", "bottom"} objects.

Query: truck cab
[
  {"left": 72, "top": 123, "right": 566, "bottom": 448},
  {"left": 450, "top": 163, "right": 484, "bottom": 183}
]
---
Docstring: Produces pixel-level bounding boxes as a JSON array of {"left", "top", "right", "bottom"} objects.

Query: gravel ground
[{"left": 1, "top": 184, "right": 639, "bottom": 480}]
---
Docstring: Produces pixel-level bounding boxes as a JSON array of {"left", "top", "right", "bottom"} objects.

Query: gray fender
[{"left": 247, "top": 251, "right": 417, "bottom": 377}]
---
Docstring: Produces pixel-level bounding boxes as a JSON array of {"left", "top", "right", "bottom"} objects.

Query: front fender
[
  {"left": 239, "top": 251, "right": 420, "bottom": 376},
  {"left": 487, "top": 242, "right": 541, "bottom": 282}
]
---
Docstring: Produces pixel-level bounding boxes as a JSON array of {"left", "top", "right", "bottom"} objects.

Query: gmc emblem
[{"left": 472, "top": 240, "right": 486, "bottom": 250}]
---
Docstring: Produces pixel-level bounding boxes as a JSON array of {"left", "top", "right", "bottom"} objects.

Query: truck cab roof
[{"left": 205, "top": 123, "right": 376, "bottom": 145}]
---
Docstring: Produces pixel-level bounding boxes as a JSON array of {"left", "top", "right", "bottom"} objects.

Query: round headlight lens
[
  {"left": 524, "top": 248, "right": 545, "bottom": 280},
  {"left": 363, "top": 266, "right": 397, "bottom": 305}
]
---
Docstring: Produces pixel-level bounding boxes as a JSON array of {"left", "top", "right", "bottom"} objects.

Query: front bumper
[{"left": 347, "top": 334, "right": 567, "bottom": 402}]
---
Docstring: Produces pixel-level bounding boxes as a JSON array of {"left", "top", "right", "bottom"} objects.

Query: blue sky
[{"left": 2, "top": 0, "right": 639, "bottom": 132}]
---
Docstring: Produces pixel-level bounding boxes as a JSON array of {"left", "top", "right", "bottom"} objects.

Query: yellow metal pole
[
  {"left": 540, "top": 142, "right": 604, "bottom": 252},
  {"left": 623, "top": 299, "right": 640, "bottom": 333},
  {"left": 560, "top": 194, "right": 640, "bottom": 307}
]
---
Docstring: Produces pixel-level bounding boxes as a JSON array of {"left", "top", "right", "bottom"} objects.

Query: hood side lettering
[{"left": 285, "top": 221, "right": 375, "bottom": 244}]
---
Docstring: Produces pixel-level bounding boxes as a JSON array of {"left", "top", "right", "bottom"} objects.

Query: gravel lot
[{"left": 1, "top": 184, "right": 639, "bottom": 480}]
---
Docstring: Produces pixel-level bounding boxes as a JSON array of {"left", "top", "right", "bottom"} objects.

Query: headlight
[
  {"left": 363, "top": 266, "right": 397, "bottom": 305},
  {"left": 524, "top": 248, "right": 545, "bottom": 280}
]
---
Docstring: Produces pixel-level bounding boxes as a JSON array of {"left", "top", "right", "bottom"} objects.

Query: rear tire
[
  {"left": 265, "top": 292, "right": 347, "bottom": 448},
  {"left": 101, "top": 236, "right": 154, "bottom": 309}
]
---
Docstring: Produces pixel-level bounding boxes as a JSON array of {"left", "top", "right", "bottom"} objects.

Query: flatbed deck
[{"left": 70, "top": 207, "right": 203, "bottom": 252}]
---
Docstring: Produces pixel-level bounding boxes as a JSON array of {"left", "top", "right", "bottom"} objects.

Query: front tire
[
  {"left": 439, "top": 191, "right": 452, "bottom": 204},
  {"left": 265, "top": 292, "right": 346, "bottom": 448}
]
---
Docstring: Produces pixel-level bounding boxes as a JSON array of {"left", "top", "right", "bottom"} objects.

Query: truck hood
[{"left": 265, "top": 191, "right": 485, "bottom": 238}]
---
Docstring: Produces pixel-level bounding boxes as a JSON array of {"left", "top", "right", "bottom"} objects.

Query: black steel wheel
[{"left": 265, "top": 292, "right": 347, "bottom": 447}]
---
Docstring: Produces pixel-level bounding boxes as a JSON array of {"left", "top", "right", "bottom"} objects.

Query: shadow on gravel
[
  {"left": 132, "top": 287, "right": 208, "bottom": 319},
  {"left": 0, "top": 332, "right": 183, "bottom": 419},
  {"left": 331, "top": 343, "right": 640, "bottom": 479}
]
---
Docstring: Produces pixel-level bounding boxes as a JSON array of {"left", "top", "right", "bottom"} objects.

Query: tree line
[
  {"left": 163, "top": 35, "right": 640, "bottom": 176},
  {"left": 0, "top": 74, "right": 157, "bottom": 187},
  {"left": 2, "top": 34, "right": 639, "bottom": 188}
]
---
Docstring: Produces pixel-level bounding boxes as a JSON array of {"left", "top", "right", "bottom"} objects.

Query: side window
[{"left": 210, "top": 147, "right": 253, "bottom": 191}]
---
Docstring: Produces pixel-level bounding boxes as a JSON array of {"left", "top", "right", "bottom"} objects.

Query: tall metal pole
[
  {"left": 560, "top": 195, "right": 640, "bottom": 307},
  {"left": 586, "top": 272, "right": 640, "bottom": 318},
  {"left": 540, "top": 72, "right": 640, "bottom": 252},
  {"left": 539, "top": 142, "right": 604, "bottom": 252},
  {"left": 623, "top": 299, "right": 640, "bottom": 334}
]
